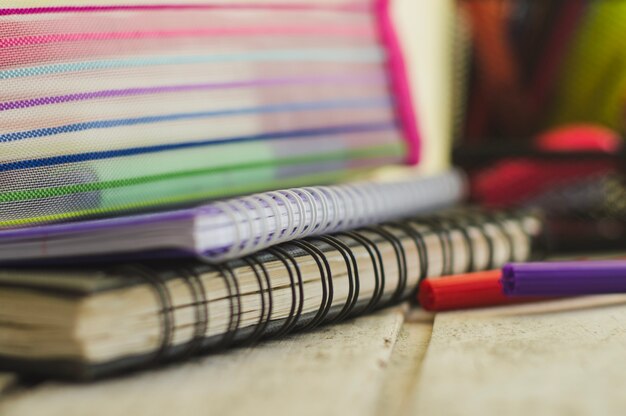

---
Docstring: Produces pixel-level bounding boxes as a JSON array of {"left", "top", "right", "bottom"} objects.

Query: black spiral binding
[
  {"left": 462, "top": 210, "right": 528, "bottom": 266},
  {"left": 337, "top": 231, "right": 384, "bottom": 315},
  {"left": 451, "top": 211, "right": 496, "bottom": 270},
  {"left": 113, "top": 210, "right": 539, "bottom": 372},
  {"left": 178, "top": 266, "right": 209, "bottom": 358},
  {"left": 312, "top": 235, "right": 360, "bottom": 321},
  {"left": 241, "top": 256, "right": 272, "bottom": 344},
  {"left": 361, "top": 226, "right": 408, "bottom": 305},
  {"left": 497, "top": 209, "right": 540, "bottom": 261},
  {"left": 273, "top": 246, "right": 306, "bottom": 334},
  {"left": 438, "top": 212, "right": 484, "bottom": 274},
  {"left": 215, "top": 262, "right": 242, "bottom": 349},
  {"left": 289, "top": 240, "right": 334, "bottom": 330},
  {"left": 408, "top": 217, "right": 450, "bottom": 276},
  {"left": 431, "top": 214, "right": 470, "bottom": 274},
  {"left": 438, "top": 215, "right": 475, "bottom": 273},
  {"left": 470, "top": 211, "right": 508, "bottom": 267},
  {"left": 421, "top": 218, "right": 455, "bottom": 276},
  {"left": 385, "top": 222, "right": 428, "bottom": 283},
  {"left": 484, "top": 213, "right": 515, "bottom": 262},
  {"left": 266, "top": 247, "right": 304, "bottom": 337},
  {"left": 475, "top": 211, "right": 509, "bottom": 266}
]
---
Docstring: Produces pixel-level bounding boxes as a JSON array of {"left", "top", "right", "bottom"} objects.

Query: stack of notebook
[
  {"left": 0, "top": 206, "right": 544, "bottom": 379},
  {"left": 0, "top": 0, "right": 547, "bottom": 380}
]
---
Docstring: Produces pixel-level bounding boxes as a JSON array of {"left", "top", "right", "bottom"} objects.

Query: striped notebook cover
[
  {"left": 0, "top": 0, "right": 419, "bottom": 228},
  {"left": 0, "top": 208, "right": 543, "bottom": 379},
  {"left": 0, "top": 170, "right": 466, "bottom": 264}
]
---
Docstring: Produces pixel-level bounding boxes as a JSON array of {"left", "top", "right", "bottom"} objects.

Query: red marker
[{"left": 418, "top": 270, "right": 542, "bottom": 312}]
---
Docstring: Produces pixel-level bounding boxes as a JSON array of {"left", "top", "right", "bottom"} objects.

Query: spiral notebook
[
  {"left": 0, "top": 170, "right": 465, "bottom": 264},
  {"left": 0, "top": 208, "right": 543, "bottom": 379},
  {"left": 0, "top": 0, "right": 419, "bottom": 229}
]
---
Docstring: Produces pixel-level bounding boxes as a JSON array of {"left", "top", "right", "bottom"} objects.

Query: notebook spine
[
  {"left": 202, "top": 170, "right": 467, "bottom": 260},
  {"left": 115, "top": 209, "right": 541, "bottom": 377}
]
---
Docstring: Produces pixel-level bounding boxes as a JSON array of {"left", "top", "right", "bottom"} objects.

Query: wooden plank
[
  {"left": 411, "top": 295, "right": 626, "bottom": 416},
  {"left": 0, "top": 306, "right": 406, "bottom": 416},
  {"left": 375, "top": 309, "right": 434, "bottom": 416}
]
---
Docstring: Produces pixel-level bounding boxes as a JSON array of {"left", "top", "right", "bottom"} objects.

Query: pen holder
[
  {"left": 454, "top": 0, "right": 626, "bottom": 142},
  {"left": 451, "top": 0, "right": 626, "bottom": 253}
]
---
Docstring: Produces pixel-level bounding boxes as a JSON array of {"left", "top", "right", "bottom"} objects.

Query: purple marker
[{"left": 502, "top": 261, "right": 626, "bottom": 296}]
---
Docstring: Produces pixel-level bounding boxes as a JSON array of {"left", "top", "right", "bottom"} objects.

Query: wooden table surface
[{"left": 2, "top": 296, "right": 626, "bottom": 416}]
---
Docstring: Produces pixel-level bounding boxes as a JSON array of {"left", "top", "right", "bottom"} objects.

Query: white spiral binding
[{"left": 200, "top": 170, "right": 467, "bottom": 261}]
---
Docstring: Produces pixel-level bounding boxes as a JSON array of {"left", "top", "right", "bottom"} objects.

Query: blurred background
[{"left": 398, "top": 0, "right": 626, "bottom": 253}]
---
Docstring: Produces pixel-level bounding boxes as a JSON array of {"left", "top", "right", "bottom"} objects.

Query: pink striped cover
[{"left": 0, "top": 0, "right": 420, "bottom": 228}]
